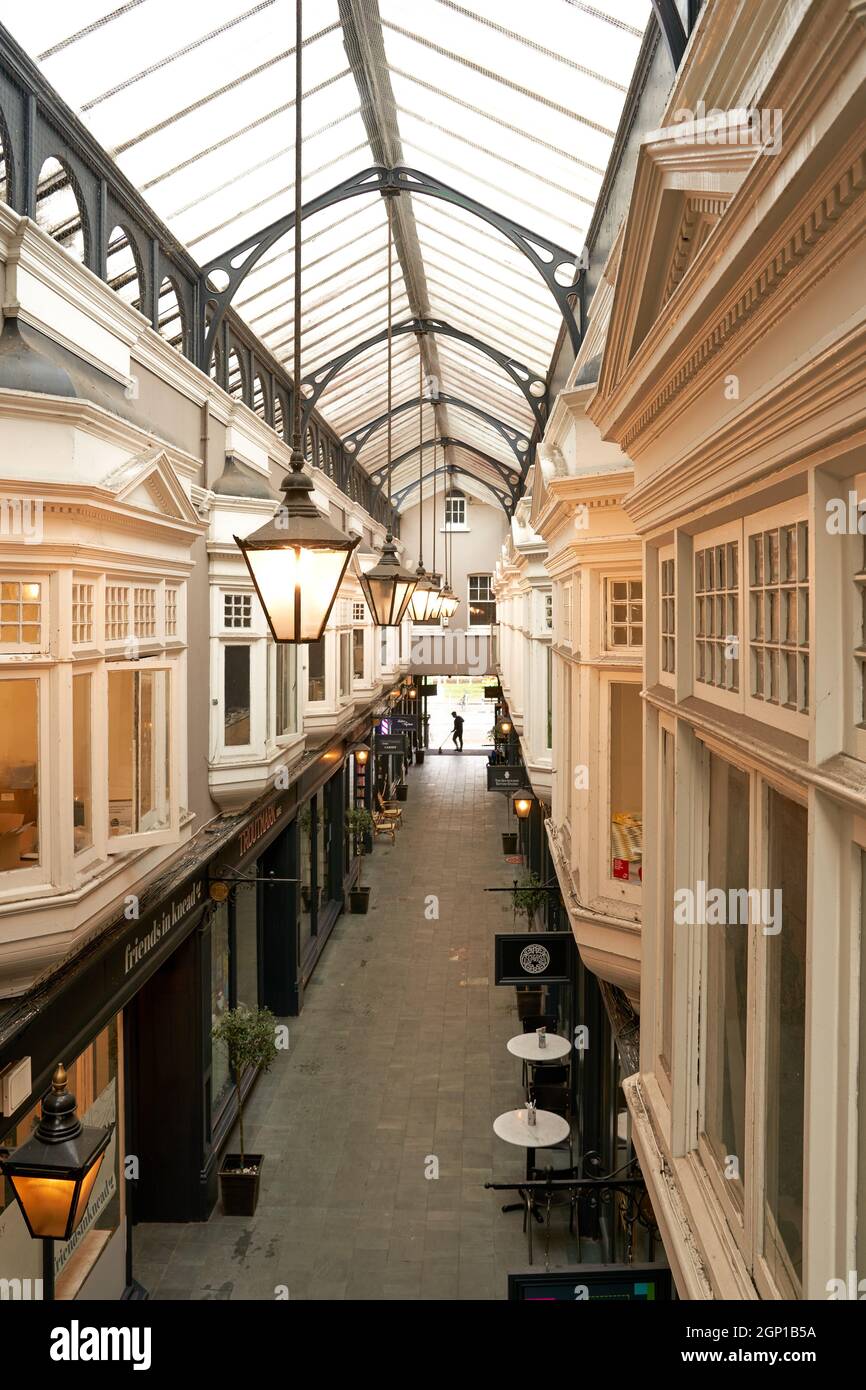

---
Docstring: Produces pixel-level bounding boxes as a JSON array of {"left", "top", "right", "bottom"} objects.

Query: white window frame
[
  {"left": 0, "top": 669, "right": 50, "bottom": 895},
  {"left": 443, "top": 494, "right": 467, "bottom": 530},
  {"left": 693, "top": 519, "right": 743, "bottom": 713},
  {"left": 467, "top": 573, "right": 495, "bottom": 627},
  {"left": 105, "top": 657, "right": 179, "bottom": 853},
  {"left": 654, "top": 709, "right": 677, "bottom": 1113},
  {"left": 0, "top": 572, "right": 50, "bottom": 655},
  {"left": 604, "top": 575, "right": 644, "bottom": 653},
  {"left": 743, "top": 499, "right": 810, "bottom": 738},
  {"left": 600, "top": 671, "right": 643, "bottom": 908},
  {"left": 659, "top": 546, "right": 676, "bottom": 687}
]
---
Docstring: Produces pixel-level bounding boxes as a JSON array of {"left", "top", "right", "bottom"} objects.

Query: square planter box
[{"left": 219, "top": 1153, "right": 264, "bottom": 1217}]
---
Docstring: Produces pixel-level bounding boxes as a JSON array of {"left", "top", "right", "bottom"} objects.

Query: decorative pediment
[
  {"left": 102, "top": 447, "right": 202, "bottom": 527},
  {"left": 595, "top": 121, "right": 758, "bottom": 405}
]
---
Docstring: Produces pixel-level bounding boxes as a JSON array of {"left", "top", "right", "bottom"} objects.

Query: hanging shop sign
[
  {"left": 507, "top": 1264, "right": 673, "bottom": 1301},
  {"left": 486, "top": 765, "right": 527, "bottom": 792},
  {"left": 417, "top": 681, "right": 438, "bottom": 696},
  {"left": 377, "top": 733, "right": 407, "bottom": 755},
  {"left": 494, "top": 931, "right": 573, "bottom": 986},
  {"left": 390, "top": 714, "right": 418, "bottom": 734},
  {"left": 484, "top": 684, "right": 503, "bottom": 700}
]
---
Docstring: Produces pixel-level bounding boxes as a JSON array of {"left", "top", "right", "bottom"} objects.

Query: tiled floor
[{"left": 136, "top": 753, "right": 581, "bottom": 1300}]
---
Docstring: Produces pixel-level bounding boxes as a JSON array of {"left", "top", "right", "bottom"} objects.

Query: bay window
[
  {"left": 340, "top": 631, "right": 350, "bottom": 699},
  {"left": 275, "top": 643, "right": 297, "bottom": 738},
  {"left": 353, "top": 627, "right": 365, "bottom": 682},
  {"left": 608, "top": 681, "right": 642, "bottom": 887},
  {"left": 658, "top": 724, "right": 675, "bottom": 1086},
  {"left": 308, "top": 638, "right": 326, "bottom": 702}
]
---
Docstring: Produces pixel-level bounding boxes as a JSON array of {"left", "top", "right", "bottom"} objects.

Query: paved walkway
[{"left": 136, "top": 754, "right": 579, "bottom": 1300}]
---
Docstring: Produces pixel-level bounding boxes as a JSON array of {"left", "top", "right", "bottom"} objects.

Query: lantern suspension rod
[
  {"left": 418, "top": 349, "right": 424, "bottom": 568},
  {"left": 290, "top": 0, "right": 304, "bottom": 471}
]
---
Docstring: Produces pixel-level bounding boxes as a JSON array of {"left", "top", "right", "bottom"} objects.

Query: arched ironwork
[
  {"left": 377, "top": 436, "right": 520, "bottom": 496},
  {"left": 393, "top": 463, "right": 512, "bottom": 517},
  {"left": 300, "top": 318, "right": 547, "bottom": 431},
  {"left": 198, "top": 165, "right": 584, "bottom": 368},
  {"left": 343, "top": 394, "right": 532, "bottom": 473}
]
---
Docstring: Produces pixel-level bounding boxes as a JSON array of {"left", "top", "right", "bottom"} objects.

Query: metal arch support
[
  {"left": 650, "top": 0, "right": 688, "bottom": 68},
  {"left": 197, "top": 164, "right": 584, "bottom": 369},
  {"left": 301, "top": 318, "right": 548, "bottom": 430},
  {"left": 344, "top": 394, "right": 531, "bottom": 472},
  {"left": 393, "top": 464, "right": 512, "bottom": 517},
  {"left": 371, "top": 437, "right": 520, "bottom": 497}
]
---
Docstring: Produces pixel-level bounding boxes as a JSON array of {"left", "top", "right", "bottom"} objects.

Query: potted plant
[
  {"left": 212, "top": 1005, "right": 279, "bottom": 1216},
  {"left": 346, "top": 807, "right": 374, "bottom": 913},
  {"left": 512, "top": 870, "right": 545, "bottom": 928}
]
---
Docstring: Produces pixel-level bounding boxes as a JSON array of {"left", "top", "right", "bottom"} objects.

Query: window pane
[
  {"left": 763, "top": 788, "right": 807, "bottom": 1296},
  {"left": 703, "top": 754, "right": 749, "bottom": 1207},
  {"left": 235, "top": 878, "right": 259, "bottom": 1011},
  {"left": 73, "top": 673, "right": 93, "bottom": 853},
  {"left": 308, "top": 637, "right": 326, "bottom": 701},
  {"left": 276, "top": 644, "right": 297, "bottom": 736},
  {"left": 299, "top": 802, "right": 315, "bottom": 951},
  {"left": 340, "top": 631, "right": 350, "bottom": 698},
  {"left": 108, "top": 669, "right": 170, "bottom": 836},
  {"left": 609, "top": 683, "right": 642, "bottom": 883},
  {"left": 210, "top": 902, "right": 232, "bottom": 1120},
  {"left": 224, "top": 646, "right": 251, "bottom": 746},
  {"left": 353, "top": 627, "right": 365, "bottom": 680},
  {"left": 0, "top": 678, "right": 39, "bottom": 870}
]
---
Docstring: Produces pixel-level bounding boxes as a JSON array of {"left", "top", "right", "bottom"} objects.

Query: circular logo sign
[{"left": 519, "top": 943, "right": 551, "bottom": 975}]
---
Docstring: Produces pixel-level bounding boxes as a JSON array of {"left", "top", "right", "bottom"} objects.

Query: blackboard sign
[
  {"left": 495, "top": 931, "right": 572, "bottom": 985},
  {"left": 484, "top": 684, "right": 503, "bottom": 699},
  {"left": 486, "top": 765, "right": 526, "bottom": 792},
  {"left": 418, "top": 681, "right": 438, "bottom": 696},
  {"left": 390, "top": 714, "right": 418, "bottom": 734},
  {"left": 507, "top": 1264, "right": 673, "bottom": 1301},
  {"left": 377, "top": 733, "right": 406, "bottom": 755}
]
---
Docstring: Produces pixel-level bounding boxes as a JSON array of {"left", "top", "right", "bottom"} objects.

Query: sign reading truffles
[{"left": 494, "top": 931, "right": 572, "bottom": 985}]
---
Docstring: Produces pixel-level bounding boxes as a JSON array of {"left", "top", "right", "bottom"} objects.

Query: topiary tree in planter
[
  {"left": 512, "top": 870, "right": 546, "bottom": 929},
  {"left": 346, "top": 806, "right": 375, "bottom": 912},
  {"left": 212, "top": 1004, "right": 279, "bottom": 1215}
]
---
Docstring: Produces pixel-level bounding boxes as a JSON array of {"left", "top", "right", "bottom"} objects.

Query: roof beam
[{"left": 338, "top": 0, "right": 451, "bottom": 444}]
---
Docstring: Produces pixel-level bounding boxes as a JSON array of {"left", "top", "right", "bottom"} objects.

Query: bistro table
[
  {"left": 493, "top": 1107, "right": 571, "bottom": 1263},
  {"left": 507, "top": 1030, "right": 571, "bottom": 1091}
]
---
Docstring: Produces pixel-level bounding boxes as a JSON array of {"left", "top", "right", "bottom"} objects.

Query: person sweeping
[{"left": 451, "top": 710, "right": 464, "bottom": 752}]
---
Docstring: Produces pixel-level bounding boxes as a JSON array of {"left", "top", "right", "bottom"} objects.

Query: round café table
[
  {"left": 494, "top": 1107, "right": 571, "bottom": 1263},
  {"left": 507, "top": 1032, "right": 571, "bottom": 1061},
  {"left": 507, "top": 1031, "right": 571, "bottom": 1091}
]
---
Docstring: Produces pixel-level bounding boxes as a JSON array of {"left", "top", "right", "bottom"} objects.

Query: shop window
[
  {"left": 275, "top": 643, "right": 297, "bottom": 737},
  {"left": 762, "top": 788, "right": 807, "bottom": 1298},
  {"left": 695, "top": 540, "right": 739, "bottom": 692},
  {"left": 72, "top": 582, "right": 94, "bottom": 646},
  {"left": 223, "top": 592, "right": 252, "bottom": 629},
  {"left": 444, "top": 494, "right": 465, "bottom": 528},
  {"left": 468, "top": 574, "right": 495, "bottom": 625},
  {"left": 0, "top": 677, "right": 39, "bottom": 871},
  {"left": 609, "top": 682, "right": 642, "bottom": 885},
  {"left": 224, "top": 646, "right": 251, "bottom": 746},
  {"left": 702, "top": 754, "right": 749, "bottom": 1212},
  {"left": 107, "top": 669, "right": 171, "bottom": 840},
  {"left": 748, "top": 523, "right": 809, "bottom": 712},
  {"left": 353, "top": 627, "right": 365, "bottom": 681},
  {"left": 73, "top": 673, "right": 93, "bottom": 854},
  {"left": 299, "top": 802, "right": 315, "bottom": 951},
  {"left": 235, "top": 879, "right": 259, "bottom": 1011},
  {"left": 660, "top": 558, "right": 675, "bottom": 674},
  {"left": 308, "top": 637, "right": 326, "bottom": 701},
  {"left": 339, "top": 631, "right": 350, "bottom": 699},
  {"left": 0, "top": 579, "right": 42, "bottom": 648},
  {"left": 165, "top": 585, "right": 179, "bottom": 638},
  {"left": 606, "top": 578, "right": 643, "bottom": 649},
  {"left": 210, "top": 903, "right": 232, "bottom": 1120}
]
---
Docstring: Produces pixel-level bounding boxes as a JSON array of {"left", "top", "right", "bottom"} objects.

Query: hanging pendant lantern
[{"left": 233, "top": 0, "right": 356, "bottom": 642}]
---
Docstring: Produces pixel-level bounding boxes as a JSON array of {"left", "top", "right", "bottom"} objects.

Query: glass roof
[{"left": 1, "top": 0, "right": 650, "bottom": 508}]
